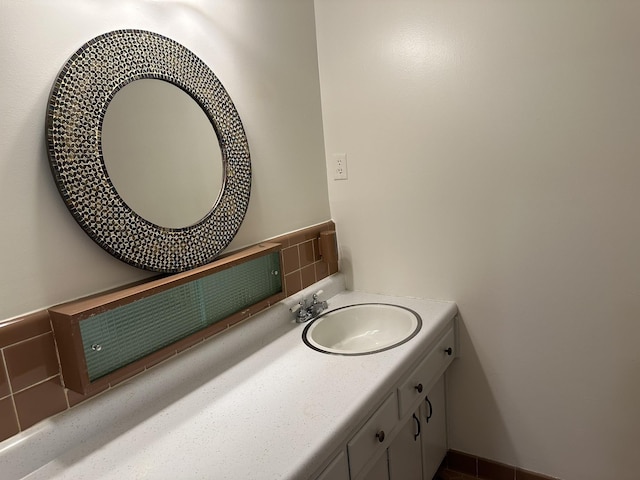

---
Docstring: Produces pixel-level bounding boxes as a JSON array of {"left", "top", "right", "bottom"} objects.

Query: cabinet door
[
  {"left": 421, "top": 375, "right": 447, "bottom": 480},
  {"left": 397, "top": 326, "right": 455, "bottom": 418},
  {"left": 348, "top": 392, "right": 398, "bottom": 478},
  {"left": 387, "top": 411, "right": 422, "bottom": 480},
  {"left": 316, "top": 451, "right": 350, "bottom": 480},
  {"left": 361, "top": 450, "right": 390, "bottom": 480}
]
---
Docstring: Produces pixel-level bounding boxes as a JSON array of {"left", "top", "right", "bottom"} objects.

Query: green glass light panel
[{"left": 80, "top": 252, "right": 282, "bottom": 381}]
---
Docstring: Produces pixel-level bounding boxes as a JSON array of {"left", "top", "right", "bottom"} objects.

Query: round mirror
[
  {"left": 46, "top": 30, "right": 251, "bottom": 272},
  {"left": 102, "top": 79, "right": 224, "bottom": 228}
]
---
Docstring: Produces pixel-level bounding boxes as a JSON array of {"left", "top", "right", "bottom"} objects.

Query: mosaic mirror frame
[{"left": 46, "top": 30, "right": 251, "bottom": 272}]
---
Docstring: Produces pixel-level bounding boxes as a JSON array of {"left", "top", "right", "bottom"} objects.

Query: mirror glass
[{"left": 102, "top": 79, "right": 224, "bottom": 229}]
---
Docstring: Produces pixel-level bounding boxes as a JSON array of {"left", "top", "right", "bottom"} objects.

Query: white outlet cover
[{"left": 333, "top": 153, "right": 348, "bottom": 180}]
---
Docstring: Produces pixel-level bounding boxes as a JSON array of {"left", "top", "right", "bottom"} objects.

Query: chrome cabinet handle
[
  {"left": 444, "top": 347, "right": 453, "bottom": 356},
  {"left": 91, "top": 344, "right": 102, "bottom": 352},
  {"left": 415, "top": 383, "right": 423, "bottom": 393}
]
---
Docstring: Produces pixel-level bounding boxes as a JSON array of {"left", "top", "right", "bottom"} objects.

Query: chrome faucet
[{"left": 290, "top": 290, "right": 328, "bottom": 323}]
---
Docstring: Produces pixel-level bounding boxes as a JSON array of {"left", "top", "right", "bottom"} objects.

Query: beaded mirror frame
[{"left": 46, "top": 30, "right": 251, "bottom": 272}]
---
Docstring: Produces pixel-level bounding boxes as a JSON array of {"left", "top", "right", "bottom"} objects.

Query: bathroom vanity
[
  {"left": 1, "top": 25, "right": 463, "bottom": 480},
  {"left": 315, "top": 309, "right": 455, "bottom": 480},
  {"left": 0, "top": 274, "right": 457, "bottom": 480}
]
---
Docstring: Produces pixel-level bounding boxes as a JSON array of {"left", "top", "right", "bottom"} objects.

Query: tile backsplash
[
  {"left": 0, "top": 221, "right": 337, "bottom": 443},
  {"left": 275, "top": 223, "right": 338, "bottom": 296},
  {"left": 0, "top": 311, "right": 67, "bottom": 439}
]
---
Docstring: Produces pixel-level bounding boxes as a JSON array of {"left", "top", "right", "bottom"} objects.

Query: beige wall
[
  {"left": 0, "top": 0, "right": 330, "bottom": 320},
  {"left": 315, "top": 1, "right": 640, "bottom": 479}
]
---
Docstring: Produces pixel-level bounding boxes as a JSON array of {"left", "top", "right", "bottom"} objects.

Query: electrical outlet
[{"left": 333, "top": 153, "right": 348, "bottom": 180}]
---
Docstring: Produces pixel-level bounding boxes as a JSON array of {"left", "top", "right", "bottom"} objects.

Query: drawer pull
[
  {"left": 376, "top": 430, "right": 385, "bottom": 443},
  {"left": 413, "top": 413, "right": 421, "bottom": 440},
  {"left": 444, "top": 347, "right": 453, "bottom": 356},
  {"left": 425, "top": 396, "right": 433, "bottom": 423},
  {"left": 415, "top": 383, "right": 423, "bottom": 393},
  {"left": 91, "top": 344, "right": 102, "bottom": 352}
]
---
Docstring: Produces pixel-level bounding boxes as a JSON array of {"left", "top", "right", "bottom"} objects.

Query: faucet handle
[
  {"left": 312, "top": 290, "right": 324, "bottom": 301},
  {"left": 291, "top": 299, "right": 313, "bottom": 323}
]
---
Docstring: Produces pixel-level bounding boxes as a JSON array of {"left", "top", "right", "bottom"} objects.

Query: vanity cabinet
[
  {"left": 387, "top": 377, "right": 447, "bottom": 480},
  {"left": 323, "top": 322, "right": 456, "bottom": 480},
  {"left": 385, "top": 377, "right": 448, "bottom": 480},
  {"left": 347, "top": 392, "right": 398, "bottom": 478},
  {"left": 317, "top": 451, "right": 350, "bottom": 480},
  {"left": 388, "top": 411, "right": 422, "bottom": 480},
  {"left": 397, "top": 327, "right": 455, "bottom": 419},
  {"left": 420, "top": 376, "right": 447, "bottom": 479},
  {"left": 3, "top": 276, "right": 458, "bottom": 480},
  {"left": 362, "top": 452, "right": 390, "bottom": 480}
]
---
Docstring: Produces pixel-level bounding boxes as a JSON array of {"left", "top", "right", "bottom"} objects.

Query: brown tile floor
[
  {"left": 434, "top": 462, "right": 560, "bottom": 480},
  {"left": 433, "top": 468, "right": 478, "bottom": 480}
]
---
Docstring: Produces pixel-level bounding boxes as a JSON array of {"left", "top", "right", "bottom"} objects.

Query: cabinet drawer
[
  {"left": 397, "top": 326, "right": 455, "bottom": 418},
  {"left": 347, "top": 391, "right": 398, "bottom": 478}
]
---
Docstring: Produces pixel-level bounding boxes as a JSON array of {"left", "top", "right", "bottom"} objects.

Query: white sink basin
[{"left": 302, "top": 303, "right": 422, "bottom": 355}]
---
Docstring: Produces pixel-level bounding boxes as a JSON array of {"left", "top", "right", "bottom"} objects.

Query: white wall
[
  {"left": 0, "top": 0, "right": 330, "bottom": 321},
  {"left": 315, "top": 1, "right": 640, "bottom": 479}
]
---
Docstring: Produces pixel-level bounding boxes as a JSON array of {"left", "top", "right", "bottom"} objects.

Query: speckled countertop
[{"left": 0, "top": 274, "right": 457, "bottom": 480}]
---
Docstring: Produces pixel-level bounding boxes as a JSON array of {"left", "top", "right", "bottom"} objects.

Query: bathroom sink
[{"left": 302, "top": 303, "right": 422, "bottom": 355}]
